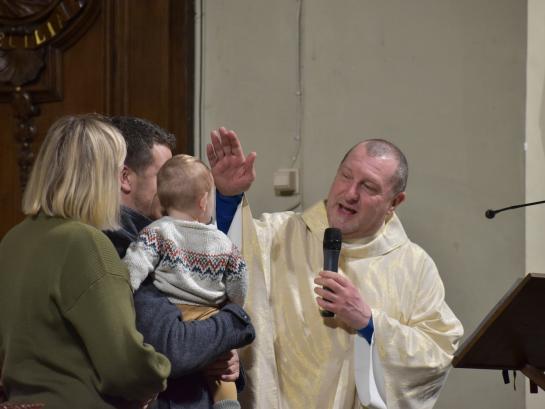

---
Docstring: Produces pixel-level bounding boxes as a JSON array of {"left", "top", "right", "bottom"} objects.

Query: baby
[{"left": 124, "top": 154, "right": 247, "bottom": 409}]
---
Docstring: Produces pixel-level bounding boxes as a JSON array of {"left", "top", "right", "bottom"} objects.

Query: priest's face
[{"left": 326, "top": 143, "right": 405, "bottom": 239}]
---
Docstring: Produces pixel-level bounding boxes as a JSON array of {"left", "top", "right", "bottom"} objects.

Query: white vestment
[{"left": 236, "top": 200, "right": 463, "bottom": 409}]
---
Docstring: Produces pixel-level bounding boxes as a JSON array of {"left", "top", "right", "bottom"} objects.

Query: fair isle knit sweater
[{"left": 124, "top": 217, "right": 247, "bottom": 307}]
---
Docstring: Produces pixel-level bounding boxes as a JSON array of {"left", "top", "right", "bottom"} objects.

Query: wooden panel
[
  {"left": 109, "top": 0, "right": 194, "bottom": 154},
  {"left": 169, "top": 0, "right": 195, "bottom": 155},
  {"left": 0, "top": 103, "right": 21, "bottom": 237},
  {"left": 127, "top": 1, "right": 171, "bottom": 122},
  {"left": 0, "top": 0, "right": 195, "bottom": 238}
]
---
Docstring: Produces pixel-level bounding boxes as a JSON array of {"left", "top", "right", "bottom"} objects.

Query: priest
[{"left": 208, "top": 130, "right": 464, "bottom": 409}]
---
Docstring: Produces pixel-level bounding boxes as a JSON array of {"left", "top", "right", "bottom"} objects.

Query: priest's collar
[{"left": 302, "top": 200, "right": 408, "bottom": 258}]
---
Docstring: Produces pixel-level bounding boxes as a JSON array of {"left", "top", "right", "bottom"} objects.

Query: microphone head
[
  {"left": 323, "top": 227, "right": 342, "bottom": 250},
  {"left": 485, "top": 209, "right": 496, "bottom": 219}
]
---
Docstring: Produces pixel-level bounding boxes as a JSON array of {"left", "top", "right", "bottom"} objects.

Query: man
[
  {"left": 106, "top": 116, "right": 175, "bottom": 256},
  {"left": 207, "top": 135, "right": 464, "bottom": 409},
  {"left": 105, "top": 117, "right": 256, "bottom": 409}
]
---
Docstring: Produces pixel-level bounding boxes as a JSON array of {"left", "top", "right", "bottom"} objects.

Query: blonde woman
[{"left": 0, "top": 115, "right": 170, "bottom": 408}]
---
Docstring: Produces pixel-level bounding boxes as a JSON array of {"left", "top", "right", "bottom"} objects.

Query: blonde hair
[
  {"left": 157, "top": 154, "right": 213, "bottom": 212},
  {"left": 22, "top": 114, "right": 127, "bottom": 230}
]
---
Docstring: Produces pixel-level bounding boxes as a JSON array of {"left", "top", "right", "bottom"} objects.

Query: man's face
[
  {"left": 125, "top": 143, "right": 172, "bottom": 220},
  {"left": 326, "top": 144, "right": 405, "bottom": 239}
]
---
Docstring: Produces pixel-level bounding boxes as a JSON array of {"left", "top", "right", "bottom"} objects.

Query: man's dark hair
[
  {"left": 341, "top": 139, "right": 408, "bottom": 195},
  {"left": 110, "top": 116, "right": 176, "bottom": 174}
]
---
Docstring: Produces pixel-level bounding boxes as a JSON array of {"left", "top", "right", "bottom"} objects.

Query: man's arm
[
  {"left": 314, "top": 264, "right": 463, "bottom": 409},
  {"left": 216, "top": 191, "right": 243, "bottom": 234},
  {"left": 314, "top": 271, "right": 385, "bottom": 408},
  {"left": 314, "top": 270, "right": 373, "bottom": 331},
  {"left": 133, "top": 279, "right": 255, "bottom": 379},
  {"left": 207, "top": 127, "right": 256, "bottom": 197},
  {"left": 208, "top": 127, "right": 255, "bottom": 234}
]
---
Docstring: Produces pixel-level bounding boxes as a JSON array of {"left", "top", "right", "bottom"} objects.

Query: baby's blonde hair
[
  {"left": 157, "top": 154, "right": 213, "bottom": 212},
  {"left": 22, "top": 114, "right": 126, "bottom": 230}
]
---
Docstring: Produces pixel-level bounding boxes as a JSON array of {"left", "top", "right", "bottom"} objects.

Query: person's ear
[
  {"left": 387, "top": 192, "right": 406, "bottom": 217},
  {"left": 198, "top": 191, "right": 209, "bottom": 212},
  {"left": 120, "top": 165, "right": 132, "bottom": 194}
]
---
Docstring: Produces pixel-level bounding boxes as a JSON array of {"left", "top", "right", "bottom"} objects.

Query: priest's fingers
[
  {"left": 206, "top": 143, "right": 218, "bottom": 167},
  {"left": 314, "top": 285, "right": 339, "bottom": 303},
  {"left": 314, "top": 274, "right": 344, "bottom": 295},
  {"left": 210, "top": 129, "right": 225, "bottom": 160},
  {"left": 317, "top": 270, "right": 353, "bottom": 287},
  {"left": 315, "top": 272, "right": 372, "bottom": 329},
  {"left": 244, "top": 151, "right": 257, "bottom": 176},
  {"left": 222, "top": 128, "right": 245, "bottom": 159},
  {"left": 218, "top": 127, "right": 233, "bottom": 156},
  {"left": 315, "top": 295, "right": 336, "bottom": 312}
]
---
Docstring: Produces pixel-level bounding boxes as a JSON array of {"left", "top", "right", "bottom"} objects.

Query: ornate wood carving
[
  {"left": 0, "top": 0, "right": 100, "bottom": 189},
  {"left": 0, "top": 1, "right": 195, "bottom": 237},
  {"left": 12, "top": 88, "right": 39, "bottom": 191}
]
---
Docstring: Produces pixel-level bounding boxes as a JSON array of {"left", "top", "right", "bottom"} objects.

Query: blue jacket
[{"left": 134, "top": 280, "right": 254, "bottom": 409}]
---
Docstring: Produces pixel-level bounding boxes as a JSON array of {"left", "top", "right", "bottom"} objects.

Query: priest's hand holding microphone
[{"left": 314, "top": 227, "right": 373, "bottom": 330}]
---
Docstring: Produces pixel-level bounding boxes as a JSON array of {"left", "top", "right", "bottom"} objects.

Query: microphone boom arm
[{"left": 485, "top": 199, "right": 545, "bottom": 219}]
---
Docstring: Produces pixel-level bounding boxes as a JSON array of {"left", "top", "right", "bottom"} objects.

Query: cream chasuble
[{"left": 237, "top": 200, "right": 463, "bottom": 409}]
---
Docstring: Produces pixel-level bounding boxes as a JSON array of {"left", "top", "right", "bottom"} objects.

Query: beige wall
[
  {"left": 525, "top": 1, "right": 545, "bottom": 408},
  {"left": 198, "top": 1, "right": 527, "bottom": 407}
]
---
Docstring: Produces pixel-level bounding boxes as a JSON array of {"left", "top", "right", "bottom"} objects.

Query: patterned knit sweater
[{"left": 124, "top": 217, "right": 247, "bottom": 307}]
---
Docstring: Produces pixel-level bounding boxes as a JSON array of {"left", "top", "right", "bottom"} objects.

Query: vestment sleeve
[
  {"left": 370, "top": 253, "right": 464, "bottom": 409},
  {"left": 216, "top": 191, "right": 243, "bottom": 234},
  {"left": 235, "top": 199, "right": 291, "bottom": 408},
  {"left": 134, "top": 281, "right": 255, "bottom": 378},
  {"left": 354, "top": 333, "right": 387, "bottom": 409},
  {"left": 123, "top": 227, "right": 162, "bottom": 291}
]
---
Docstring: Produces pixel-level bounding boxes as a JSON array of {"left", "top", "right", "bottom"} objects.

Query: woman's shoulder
[
  {"left": 3, "top": 215, "right": 110, "bottom": 251},
  {"left": 53, "top": 219, "right": 126, "bottom": 277},
  {"left": 56, "top": 218, "right": 115, "bottom": 248},
  {"left": 57, "top": 220, "right": 129, "bottom": 304}
]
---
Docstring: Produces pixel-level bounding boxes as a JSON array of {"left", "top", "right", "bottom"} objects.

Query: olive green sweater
[{"left": 0, "top": 214, "right": 171, "bottom": 408}]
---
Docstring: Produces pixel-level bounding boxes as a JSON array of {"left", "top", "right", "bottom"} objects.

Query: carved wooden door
[{"left": 0, "top": 0, "right": 194, "bottom": 237}]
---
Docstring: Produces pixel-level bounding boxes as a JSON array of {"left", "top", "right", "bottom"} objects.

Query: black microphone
[
  {"left": 320, "top": 227, "right": 342, "bottom": 318},
  {"left": 485, "top": 200, "right": 545, "bottom": 219}
]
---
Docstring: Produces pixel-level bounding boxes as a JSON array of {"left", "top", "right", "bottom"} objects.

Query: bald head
[{"left": 341, "top": 139, "right": 408, "bottom": 195}]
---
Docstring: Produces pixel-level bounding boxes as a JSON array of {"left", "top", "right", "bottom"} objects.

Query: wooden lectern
[{"left": 452, "top": 273, "right": 545, "bottom": 392}]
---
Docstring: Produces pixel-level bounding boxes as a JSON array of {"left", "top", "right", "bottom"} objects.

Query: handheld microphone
[
  {"left": 485, "top": 199, "right": 545, "bottom": 219},
  {"left": 320, "top": 227, "right": 342, "bottom": 318}
]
